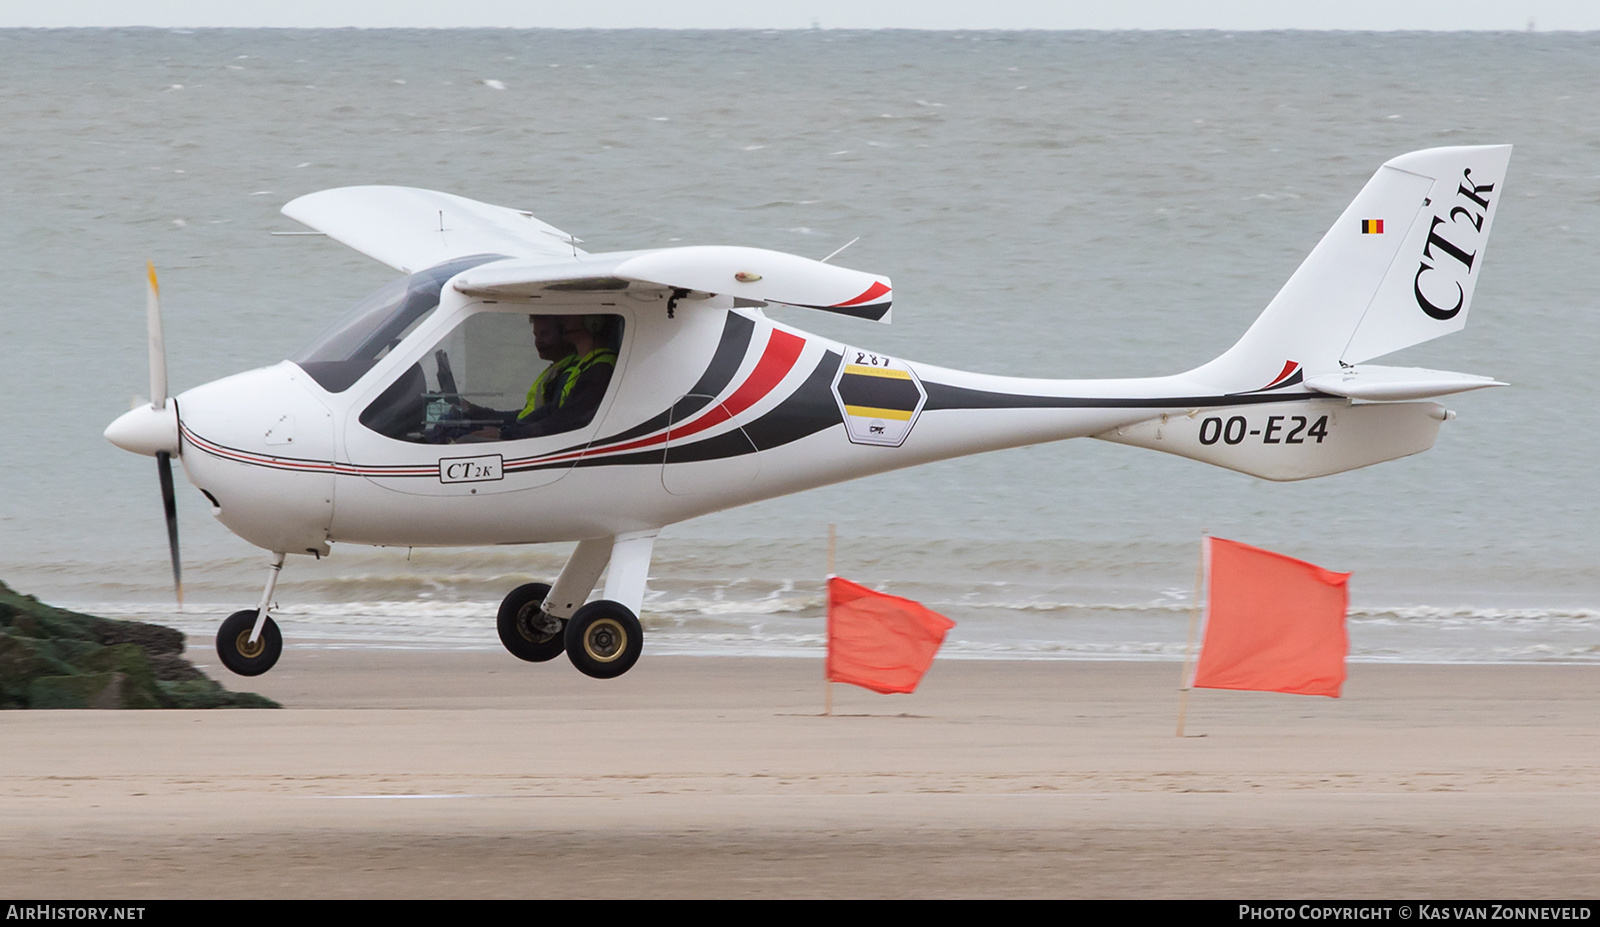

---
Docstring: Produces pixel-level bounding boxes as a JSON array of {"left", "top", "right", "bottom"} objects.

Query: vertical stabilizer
[{"left": 1191, "top": 145, "right": 1511, "bottom": 392}]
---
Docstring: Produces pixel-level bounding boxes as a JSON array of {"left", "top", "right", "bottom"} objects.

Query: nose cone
[{"left": 105, "top": 402, "right": 180, "bottom": 456}]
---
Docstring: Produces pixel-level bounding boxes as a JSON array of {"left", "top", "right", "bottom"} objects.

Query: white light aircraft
[{"left": 105, "top": 145, "right": 1511, "bottom": 680}]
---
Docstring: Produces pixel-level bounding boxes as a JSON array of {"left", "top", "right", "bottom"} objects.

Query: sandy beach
[{"left": 2, "top": 651, "right": 1597, "bottom": 899}]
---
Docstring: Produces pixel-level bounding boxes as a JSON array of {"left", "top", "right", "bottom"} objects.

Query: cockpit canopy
[{"left": 291, "top": 254, "right": 503, "bottom": 392}]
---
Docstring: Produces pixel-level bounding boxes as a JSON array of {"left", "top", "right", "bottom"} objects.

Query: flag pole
[
  {"left": 824, "top": 523, "right": 836, "bottom": 717},
  {"left": 1176, "top": 533, "right": 1207, "bottom": 738}
]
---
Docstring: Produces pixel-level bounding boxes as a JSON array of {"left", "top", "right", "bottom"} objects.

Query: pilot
[
  {"left": 501, "top": 315, "right": 617, "bottom": 440},
  {"left": 520, "top": 314, "right": 578, "bottom": 414}
]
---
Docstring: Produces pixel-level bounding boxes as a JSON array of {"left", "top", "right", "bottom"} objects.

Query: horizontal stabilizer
[
  {"left": 452, "top": 246, "right": 893, "bottom": 321},
  {"left": 1095, "top": 399, "right": 1448, "bottom": 481},
  {"left": 1304, "top": 365, "right": 1505, "bottom": 401},
  {"left": 282, "top": 186, "right": 583, "bottom": 274}
]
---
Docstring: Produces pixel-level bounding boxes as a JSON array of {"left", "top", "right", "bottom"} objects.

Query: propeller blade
[
  {"left": 147, "top": 261, "right": 168, "bottom": 410},
  {"left": 157, "top": 450, "right": 183, "bottom": 607}
]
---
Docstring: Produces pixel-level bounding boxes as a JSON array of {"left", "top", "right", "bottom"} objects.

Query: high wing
[
  {"left": 286, "top": 187, "right": 894, "bottom": 321},
  {"left": 452, "top": 246, "right": 893, "bottom": 322},
  {"left": 282, "top": 186, "right": 585, "bottom": 274}
]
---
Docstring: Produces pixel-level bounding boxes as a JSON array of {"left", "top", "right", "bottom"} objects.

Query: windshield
[{"left": 291, "top": 254, "right": 504, "bottom": 392}]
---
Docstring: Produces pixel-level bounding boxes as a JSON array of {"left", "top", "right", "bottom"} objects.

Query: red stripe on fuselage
[{"left": 534, "top": 328, "right": 807, "bottom": 464}]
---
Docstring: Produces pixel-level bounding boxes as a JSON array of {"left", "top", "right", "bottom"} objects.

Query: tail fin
[{"left": 1191, "top": 145, "right": 1512, "bottom": 393}]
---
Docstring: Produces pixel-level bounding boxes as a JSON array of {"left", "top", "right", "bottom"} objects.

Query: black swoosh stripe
[
  {"left": 561, "top": 350, "right": 846, "bottom": 470},
  {"left": 743, "top": 350, "right": 843, "bottom": 450},
  {"left": 921, "top": 383, "right": 1328, "bottom": 412},
  {"left": 1250, "top": 369, "right": 1305, "bottom": 392}
]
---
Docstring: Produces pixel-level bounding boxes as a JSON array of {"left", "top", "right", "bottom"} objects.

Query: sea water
[{"left": 3, "top": 28, "right": 1598, "bottom": 662}]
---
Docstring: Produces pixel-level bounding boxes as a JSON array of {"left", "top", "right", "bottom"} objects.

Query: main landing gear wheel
[
  {"left": 564, "top": 600, "right": 643, "bottom": 680},
  {"left": 497, "top": 582, "right": 566, "bottom": 663},
  {"left": 216, "top": 609, "right": 283, "bottom": 677}
]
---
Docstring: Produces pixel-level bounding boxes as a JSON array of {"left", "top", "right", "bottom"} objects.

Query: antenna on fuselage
[
  {"left": 537, "top": 227, "right": 584, "bottom": 258},
  {"left": 819, "top": 237, "right": 860, "bottom": 265}
]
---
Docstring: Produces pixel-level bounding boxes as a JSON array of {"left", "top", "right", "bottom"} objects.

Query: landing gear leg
[
  {"left": 216, "top": 551, "right": 286, "bottom": 676},
  {"left": 542, "top": 538, "right": 613, "bottom": 621},
  {"left": 600, "top": 532, "right": 656, "bottom": 618},
  {"left": 564, "top": 531, "right": 655, "bottom": 680}
]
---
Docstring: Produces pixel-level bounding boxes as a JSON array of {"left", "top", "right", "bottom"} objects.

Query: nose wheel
[
  {"left": 565, "top": 600, "right": 643, "bottom": 679},
  {"left": 496, "top": 582, "right": 566, "bottom": 662},
  {"left": 216, "top": 609, "right": 283, "bottom": 677}
]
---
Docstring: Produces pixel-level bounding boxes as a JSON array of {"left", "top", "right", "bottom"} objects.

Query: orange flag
[
  {"left": 1192, "top": 537, "right": 1351, "bottom": 698},
  {"left": 826, "top": 577, "right": 955, "bottom": 694}
]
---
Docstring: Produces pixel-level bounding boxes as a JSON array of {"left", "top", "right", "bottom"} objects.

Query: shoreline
[
  {"left": 3, "top": 654, "right": 1598, "bottom": 897},
  {"left": 35, "top": 586, "right": 1596, "bottom": 664},
  {"left": 187, "top": 637, "right": 1600, "bottom": 666}
]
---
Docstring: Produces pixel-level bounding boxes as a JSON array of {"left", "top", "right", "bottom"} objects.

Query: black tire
[
  {"left": 564, "top": 600, "right": 643, "bottom": 679},
  {"left": 497, "top": 582, "right": 565, "bottom": 663},
  {"left": 216, "top": 609, "right": 283, "bottom": 677}
]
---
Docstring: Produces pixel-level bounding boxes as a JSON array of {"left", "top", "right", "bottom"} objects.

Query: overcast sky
[{"left": 2, "top": 1, "right": 1597, "bottom": 31}]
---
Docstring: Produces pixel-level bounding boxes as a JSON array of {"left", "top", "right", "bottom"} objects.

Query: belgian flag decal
[
  {"left": 1360, "top": 218, "right": 1385, "bottom": 234},
  {"left": 832, "top": 352, "right": 928, "bottom": 447}
]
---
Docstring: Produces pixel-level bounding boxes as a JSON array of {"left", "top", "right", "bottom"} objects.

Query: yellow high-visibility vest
[
  {"left": 557, "top": 348, "right": 617, "bottom": 406},
  {"left": 517, "top": 355, "right": 575, "bottom": 420}
]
